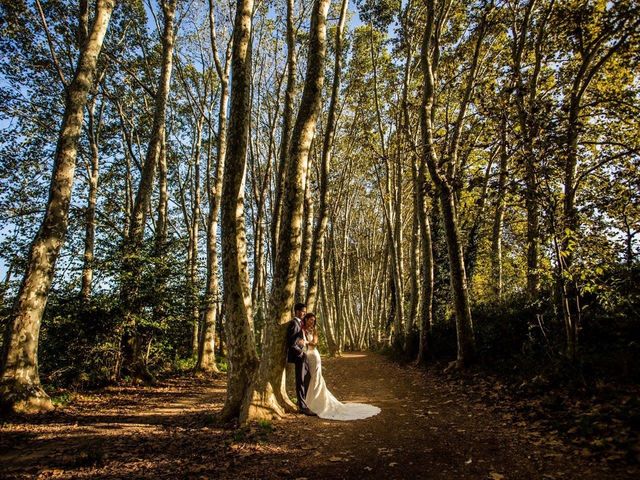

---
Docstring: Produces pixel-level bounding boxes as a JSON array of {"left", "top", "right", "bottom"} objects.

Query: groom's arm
[{"left": 287, "top": 322, "right": 305, "bottom": 358}]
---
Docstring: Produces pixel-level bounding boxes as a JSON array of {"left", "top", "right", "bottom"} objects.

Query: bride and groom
[{"left": 286, "top": 303, "right": 380, "bottom": 421}]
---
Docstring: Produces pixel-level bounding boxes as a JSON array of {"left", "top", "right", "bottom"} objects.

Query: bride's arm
[{"left": 307, "top": 332, "right": 319, "bottom": 347}]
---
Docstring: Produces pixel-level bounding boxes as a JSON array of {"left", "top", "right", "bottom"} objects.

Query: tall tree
[
  {"left": 557, "top": 0, "right": 639, "bottom": 358},
  {"left": 119, "top": 0, "right": 177, "bottom": 381},
  {"left": 509, "top": 0, "right": 555, "bottom": 298},
  {"left": 240, "top": 0, "right": 332, "bottom": 423},
  {"left": 80, "top": 90, "right": 105, "bottom": 302},
  {"left": 491, "top": 109, "right": 509, "bottom": 300},
  {"left": 197, "top": 0, "right": 232, "bottom": 373},
  {"left": 419, "top": 0, "right": 480, "bottom": 366},
  {"left": 0, "top": 0, "right": 116, "bottom": 413},
  {"left": 307, "top": 0, "right": 349, "bottom": 313},
  {"left": 271, "top": 0, "right": 298, "bottom": 262},
  {"left": 219, "top": 0, "right": 260, "bottom": 420}
]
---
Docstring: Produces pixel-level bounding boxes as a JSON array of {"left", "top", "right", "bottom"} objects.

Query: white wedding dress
[{"left": 303, "top": 330, "right": 380, "bottom": 421}]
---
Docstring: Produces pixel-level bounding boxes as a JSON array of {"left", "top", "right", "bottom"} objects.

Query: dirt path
[{"left": 1, "top": 353, "right": 637, "bottom": 479}]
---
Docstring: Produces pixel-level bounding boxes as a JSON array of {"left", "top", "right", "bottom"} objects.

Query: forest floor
[{"left": 1, "top": 352, "right": 638, "bottom": 479}]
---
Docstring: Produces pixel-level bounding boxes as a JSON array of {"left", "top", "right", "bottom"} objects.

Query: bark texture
[
  {"left": 119, "top": 0, "right": 176, "bottom": 382},
  {"left": 197, "top": 0, "right": 231, "bottom": 373},
  {"left": 219, "top": 0, "right": 260, "bottom": 420},
  {"left": 419, "top": 0, "right": 476, "bottom": 366},
  {"left": 0, "top": 0, "right": 115, "bottom": 414},
  {"left": 306, "top": 0, "right": 349, "bottom": 313},
  {"left": 240, "top": 0, "right": 331, "bottom": 423}
]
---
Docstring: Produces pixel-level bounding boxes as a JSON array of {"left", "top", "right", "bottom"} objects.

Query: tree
[
  {"left": 556, "top": 0, "right": 639, "bottom": 359},
  {"left": 219, "top": 0, "right": 260, "bottom": 420},
  {"left": 307, "top": 0, "right": 349, "bottom": 313},
  {"left": 118, "top": 0, "right": 177, "bottom": 381},
  {"left": 240, "top": 0, "right": 332, "bottom": 423},
  {"left": 419, "top": 0, "right": 487, "bottom": 367},
  {"left": 197, "top": 0, "right": 232, "bottom": 373},
  {"left": 0, "top": 0, "right": 116, "bottom": 413}
]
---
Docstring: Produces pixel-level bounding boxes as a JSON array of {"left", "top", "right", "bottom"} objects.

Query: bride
[{"left": 301, "top": 312, "right": 380, "bottom": 421}]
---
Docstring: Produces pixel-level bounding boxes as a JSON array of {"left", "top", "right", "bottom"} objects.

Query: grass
[
  {"left": 216, "top": 356, "right": 229, "bottom": 373},
  {"left": 50, "top": 391, "right": 75, "bottom": 407},
  {"left": 173, "top": 356, "right": 196, "bottom": 373}
]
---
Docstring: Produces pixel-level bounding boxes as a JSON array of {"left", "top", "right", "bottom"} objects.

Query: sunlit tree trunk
[
  {"left": 0, "top": 0, "right": 115, "bottom": 413},
  {"left": 399, "top": 9, "right": 419, "bottom": 353},
  {"left": 219, "top": 0, "right": 260, "bottom": 420},
  {"left": 393, "top": 148, "right": 405, "bottom": 349},
  {"left": 306, "top": 0, "right": 348, "bottom": 313},
  {"left": 296, "top": 180, "right": 314, "bottom": 301},
  {"left": 151, "top": 132, "right": 169, "bottom": 334},
  {"left": 319, "top": 252, "right": 339, "bottom": 355},
  {"left": 240, "top": 0, "right": 331, "bottom": 423},
  {"left": 189, "top": 114, "right": 205, "bottom": 358},
  {"left": 81, "top": 96, "right": 104, "bottom": 302},
  {"left": 271, "top": 0, "right": 297, "bottom": 262},
  {"left": 369, "top": 20, "right": 404, "bottom": 349},
  {"left": 198, "top": 2, "right": 233, "bottom": 373},
  {"left": 509, "top": 0, "right": 554, "bottom": 299},
  {"left": 415, "top": 202, "right": 434, "bottom": 365},
  {"left": 250, "top": 69, "right": 282, "bottom": 317}
]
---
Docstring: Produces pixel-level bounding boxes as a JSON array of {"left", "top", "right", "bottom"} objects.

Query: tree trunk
[
  {"left": 189, "top": 114, "right": 205, "bottom": 358},
  {"left": 491, "top": 112, "right": 508, "bottom": 300},
  {"left": 407, "top": 175, "right": 420, "bottom": 346},
  {"left": 524, "top": 157, "right": 540, "bottom": 298},
  {"left": 152, "top": 132, "right": 168, "bottom": 329},
  {"left": 415, "top": 132, "right": 434, "bottom": 364},
  {"left": 439, "top": 189, "right": 475, "bottom": 364},
  {"left": 415, "top": 201, "right": 434, "bottom": 365},
  {"left": 271, "top": 0, "right": 297, "bottom": 263},
  {"left": 392, "top": 152, "right": 405, "bottom": 350},
  {"left": 420, "top": 0, "right": 475, "bottom": 366},
  {"left": 239, "top": 0, "right": 331, "bottom": 423},
  {"left": 119, "top": 0, "right": 176, "bottom": 382},
  {"left": 557, "top": 13, "right": 635, "bottom": 358},
  {"left": 219, "top": 0, "right": 260, "bottom": 420},
  {"left": 250, "top": 58, "right": 282, "bottom": 322},
  {"left": 306, "top": 0, "right": 348, "bottom": 313},
  {"left": 0, "top": 0, "right": 115, "bottom": 414},
  {"left": 81, "top": 97, "right": 103, "bottom": 302},
  {"left": 295, "top": 179, "right": 314, "bottom": 301},
  {"left": 509, "top": 0, "right": 554, "bottom": 299},
  {"left": 319, "top": 251, "right": 339, "bottom": 356},
  {"left": 561, "top": 98, "right": 581, "bottom": 360},
  {"left": 198, "top": 0, "right": 232, "bottom": 373}
]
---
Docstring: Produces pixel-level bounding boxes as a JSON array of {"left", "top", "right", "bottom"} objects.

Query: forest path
[{"left": 0, "top": 352, "right": 636, "bottom": 479}]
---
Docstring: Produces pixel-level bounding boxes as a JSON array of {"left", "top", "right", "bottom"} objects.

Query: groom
[{"left": 287, "top": 303, "right": 316, "bottom": 416}]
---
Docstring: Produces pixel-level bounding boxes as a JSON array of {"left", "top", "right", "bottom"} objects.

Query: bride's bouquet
[{"left": 296, "top": 337, "right": 307, "bottom": 352}]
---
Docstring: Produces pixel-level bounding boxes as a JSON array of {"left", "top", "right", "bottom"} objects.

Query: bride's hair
[{"left": 302, "top": 313, "right": 317, "bottom": 331}]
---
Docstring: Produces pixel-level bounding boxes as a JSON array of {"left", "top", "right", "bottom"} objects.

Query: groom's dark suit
[{"left": 287, "top": 316, "right": 310, "bottom": 412}]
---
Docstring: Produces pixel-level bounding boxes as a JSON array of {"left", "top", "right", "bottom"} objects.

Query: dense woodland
[{"left": 0, "top": 0, "right": 638, "bottom": 434}]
